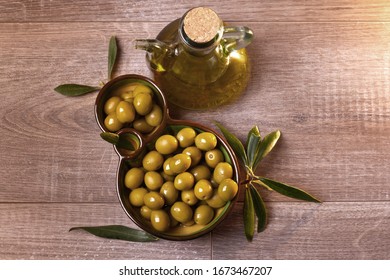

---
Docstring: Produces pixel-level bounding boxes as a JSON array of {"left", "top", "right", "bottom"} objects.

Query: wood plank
[
  {"left": 212, "top": 202, "right": 390, "bottom": 259},
  {"left": 1, "top": 22, "right": 390, "bottom": 203},
  {"left": 2, "top": 201, "right": 388, "bottom": 259},
  {"left": 1, "top": 0, "right": 390, "bottom": 22},
  {"left": 0, "top": 203, "right": 211, "bottom": 259}
]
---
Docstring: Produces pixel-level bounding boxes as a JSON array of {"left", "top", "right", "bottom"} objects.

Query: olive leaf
[
  {"left": 249, "top": 184, "right": 267, "bottom": 233},
  {"left": 216, "top": 122, "right": 321, "bottom": 242},
  {"left": 215, "top": 122, "right": 248, "bottom": 166},
  {"left": 54, "top": 34, "right": 117, "bottom": 96},
  {"left": 100, "top": 132, "right": 139, "bottom": 151},
  {"left": 54, "top": 84, "right": 100, "bottom": 96},
  {"left": 246, "top": 126, "right": 261, "bottom": 167},
  {"left": 259, "top": 177, "right": 321, "bottom": 203},
  {"left": 244, "top": 186, "right": 255, "bottom": 241},
  {"left": 69, "top": 225, "right": 158, "bottom": 242},
  {"left": 252, "top": 130, "right": 281, "bottom": 170},
  {"left": 108, "top": 36, "right": 118, "bottom": 80}
]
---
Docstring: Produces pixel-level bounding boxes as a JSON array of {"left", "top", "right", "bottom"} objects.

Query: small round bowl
[
  {"left": 95, "top": 74, "right": 169, "bottom": 137},
  {"left": 95, "top": 74, "right": 240, "bottom": 240}
]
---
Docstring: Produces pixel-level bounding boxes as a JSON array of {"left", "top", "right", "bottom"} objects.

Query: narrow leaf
[
  {"left": 215, "top": 122, "right": 248, "bottom": 165},
  {"left": 244, "top": 186, "right": 255, "bottom": 241},
  {"left": 259, "top": 177, "right": 321, "bottom": 203},
  {"left": 108, "top": 36, "right": 118, "bottom": 80},
  {"left": 100, "top": 132, "right": 139, "bottom": 151},
  {"left": 100, "top": 132, "right": 120, "bottom": 145},
  {"left": 249, "top": 184, "right": 267, "bottom": 232},
  {"left": 54, "top": 84, "right": 100, "bottom": 96},
  {"left": 246, "top": 126, "right": 261, "bottom": 168},
  {"left": 252, "top": 179, "right": 273, "bottom": 191},
  {"left": 252, "top": 130, "right": 281, "bottom": 170},
  {"left": 69, "top": 225, "right": 158, "bottom": 242}
]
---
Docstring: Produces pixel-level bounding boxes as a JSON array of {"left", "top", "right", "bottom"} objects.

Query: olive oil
[{"left": 135, "top": 7, "right": 252, "bottom": 110}]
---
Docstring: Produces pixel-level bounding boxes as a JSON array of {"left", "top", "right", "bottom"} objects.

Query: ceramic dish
[{"left": 95, "top": 74, "right": 240, "bottom": 240}]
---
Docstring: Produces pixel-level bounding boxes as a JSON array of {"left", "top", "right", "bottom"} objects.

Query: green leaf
[
  {"left": 244, "top": 186, "right": 255, "bottom": 241},
  {"left": 100, "top": 132, "right": 119, "bottom": 144},
  {"left": 108, "top": 36, "right": 118, "bottom": 80},
  {"left": 69, "top": 225, "right": 158, "bottom": 242},
  {"left": 54, "top": 84, "right": 100, "bottom": 96},
  {"left": 252, "top": 130, "right": 281, "bottom": 170},
  {"left": 259, "top": 177, "right": 321, "bottom": 203},
  {"left": 246, "top": 126, "right": 261, "bottom": 168},
  {"left": 249, "top": 184, "right": 267, "bottom": 233},
  {"left": 100, "top": 132, "right": 139, "bottom": 151},
  {"left": 252, "top": 179, "right": 273, "bottom": 191},
  {"left": 215, "top": 122, "right": 248, "bottom": 165}
]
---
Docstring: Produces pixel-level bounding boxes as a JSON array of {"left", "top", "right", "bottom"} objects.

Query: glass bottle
[{"left": 135, "top": 7, "right": 253, "bottom": 110}]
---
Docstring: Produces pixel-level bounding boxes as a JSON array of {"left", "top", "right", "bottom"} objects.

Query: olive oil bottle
[{"left": 135, "top": 7, "right": 253, "bottom": 110}]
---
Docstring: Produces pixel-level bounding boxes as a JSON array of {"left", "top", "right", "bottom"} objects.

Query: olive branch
[{"left": 215, "top": 122, "right": 320, "bottom": 241}]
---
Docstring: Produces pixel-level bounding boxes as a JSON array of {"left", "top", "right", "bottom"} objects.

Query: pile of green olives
[
  {"left": 124, "top": 127, "right": 239, "bottom": 233},
  {"left": 103, "top": 82, "right": 163, "bottom": 132}
]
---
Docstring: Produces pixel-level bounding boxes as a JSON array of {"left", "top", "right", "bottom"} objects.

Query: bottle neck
[{"left": 178, "top": 13, "right": 224, "bottom": 56}]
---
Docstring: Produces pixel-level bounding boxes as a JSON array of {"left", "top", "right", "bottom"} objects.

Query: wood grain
[
  {"left": 0, "top": 202, "right": 388, "bottom": 259},
  {"left": 1, "top": 22, "right": 389, "bottom": 202},
  {"left": 212, "top": 202, "right": 390, "bottom": 260},
  {"left": 1, "top": 0, "right": 390, "bottom": 22},
  {"left": 1, "top": 1, "right": 390, "bottom": 260},
  {"left": 0, "top": 203, "right": 211, "bottom": 259}
]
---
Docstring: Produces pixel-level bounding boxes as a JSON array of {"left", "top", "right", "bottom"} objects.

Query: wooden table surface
[{"left": 1, "top": 0, "right": 390, "bottom": 260}]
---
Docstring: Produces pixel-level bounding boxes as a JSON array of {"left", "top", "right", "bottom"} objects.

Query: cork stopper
[{"left": 182, "top": 7, "right": 221, "bottom": 44}]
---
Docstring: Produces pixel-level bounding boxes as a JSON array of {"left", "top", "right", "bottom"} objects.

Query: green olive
[
  {"left": 205, "top": 149, "right": 224, "bottom": 169},
  {"left": 170, "top": 153, "right": 192, "bottom": 174},
  {"left": 218, "top": 178, "right": 239, "bottom": 201},
  {"left": 144, "top": 171, "right": 164, "bottom": 191},
  {"left": 163, "top": 157, "right": 175, "bottom": 176},
  {"left": 213, "top": 162, "right": 233, "bottom": 184},
  {"left": 129, "top": 187, "right": 148, "bottom": 207},
  {"left": 194, "top": 204, "right": 214, "bottom": 225},
  {"left": 104, "top": 96, "right": 122, "bottom": 115},
  {"left": 120, "top": 92, "right": 135, "bottom": 102},
  {"left": 133, "top": 84, "right": 153, "bottom": 97},
  {"left": 142, "top": 151, "right": 164, "bottom": 171},
  {"left": 194, "top": 179, "right": 213, "bottom": 200},
  {"left": 181, "top": 189, "right": 199, "bottom": 206},
  {"left": 174, "top": 172, "right": 195, "bottom": 191},
  {"left": 104, "top": 113, "right": 123, "bottom": 132},
  {"left": 168, "top": 212, "right": 179, "bottom": 227},
  {"left": 143, "top": 191, "right": 165, "bottom": 210},
  {"left": 140, "top": 205, "right": 152, "bottom": 220},
  {"left": 115, "top": 83, "right": 138, "bottom": 96},
  {"left": 155, "top": 135, "right": 178, "bottom": 155},
  {"left": 182, "top": 146, "right": 202, "bottom": 167},
  {"left": 176, "top": 127, "right": 197, "bottom": 148},
  {"left": 124, "top": 167, "right": 144, "bottom": 190},
  {"left": 159, "top": 181, "right": 178, "bottom": 205},
  {"left": 116, "top": 100, "right": 136, "bottom": 123},
  {"left": 210, "top": 177, "right": 219, "bottom": 188},
  {"left": 170, "top": 201, "right": 193, "bottom": 223},
  {"left": 160, "top": 171, "right": 175, "bottom": 182},
  {"left": 133, "top": 118, "right": 154, "bottom": 133},
  {"left": 182, "top": 220, "right": 195, "bottom": 226},
  {"left": 145, "top": 104, "right": 163, "bottom": 127},
  {"left": 195, "top": 132, "right": 217, "bottom": 151},
  {"left": 150, "top": 210, "right": 170, "bottom": 232},
  {"left": 206, "top": 190, "right": 227, "bottom": 208},
  {"left": 190, "top": 165, "right": 211, "bottom": 182},
  {"left": 133, "top": 92, "right": 153, "bottom": 116}
]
